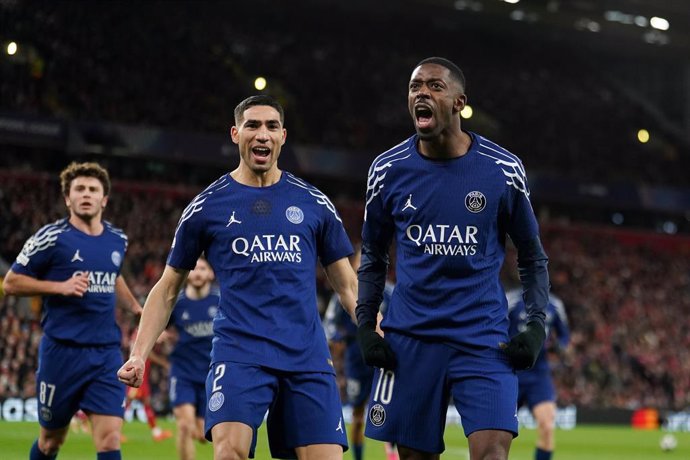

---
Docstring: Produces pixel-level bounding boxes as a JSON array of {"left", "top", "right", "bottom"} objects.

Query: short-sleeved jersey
[
  {"left": 11, "top": 218, "right": 128, "bottom": 346},
  {"left": 507, "top": 289, "right": 570, "bottom": 373},
  {"left": 168, "top": 287, "right": 220, "bottom": 381},
  {"left": 363, "top": 133, "right": 541, "bottom": 350},
  {"left": 167, "top": 172, "right": 353, "bottom": 373}
]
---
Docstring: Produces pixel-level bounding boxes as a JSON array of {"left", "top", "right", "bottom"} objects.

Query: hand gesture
[
  {"left": 62, "top": 272, "right": 89, "bottom": 297},
  {"left": 117, "top": 356, "right": 146, "bottom": 388}
]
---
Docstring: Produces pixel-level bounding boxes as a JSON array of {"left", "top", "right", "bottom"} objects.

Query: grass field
[{"left": 2, "top": 420, "right": 688, "bottom": 459}]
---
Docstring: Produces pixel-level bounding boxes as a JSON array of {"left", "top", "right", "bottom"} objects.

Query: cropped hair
[
  {"left": 59, "top": 162, "right": 111, "bottom": 196},
  {"left": 416, "top": 56, "right": 466, "bottom": 92},
  {"left": 234, "top": 95, "right": 285, "bottom": 125}
]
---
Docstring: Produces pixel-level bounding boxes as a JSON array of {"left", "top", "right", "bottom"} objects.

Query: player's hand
[
  {"left": 117, "top": 356, "right": 145, "bottom": 388},
  {"left": 357, "top": 322, "right": 397, "bottom": 369},
  {"left": 62, "top": 272, "right": 89, "bottom": 297},
  {"left": 500, "top": 321, "right": 546, "bottom": 370}
]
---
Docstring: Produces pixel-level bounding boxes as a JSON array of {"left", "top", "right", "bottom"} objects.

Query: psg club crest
[
  {"left": 465, "top": 191, "right": 486, "bottom": 213},
  {"left": 111, "top": 251, "right": 122, "bottom": 267},
  {"left": 208, "top": 391, "right": 225, "bottom": 412},
  {"left": 285, "top": 206, "right": 304, "bottom": 224},
  {"left": 369, "top": 403, "right": 386, "bottom": 427}
]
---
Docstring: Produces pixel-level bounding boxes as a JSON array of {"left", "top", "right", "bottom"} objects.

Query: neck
[
  {"left": 230, "top": 164, "right": 282, "bottom": 187},
  {"left": 69, "top": 214, "right": 103, "bottom": 235},
  {"left": 418, "top": 128, "right": 470, "bottom": 160},
  {"left": 186, "top": 283, "right": 211, "bottom": 300}
]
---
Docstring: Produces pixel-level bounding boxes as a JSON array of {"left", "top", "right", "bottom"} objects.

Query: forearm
[
  {"left": 356, "top": 242, "right": 388, "bottom": 327},
  {"left": 115, "top": 276, "right": 143, "bottom": 314},
  {"left": 323, "top": 257, "right": 358, "bottom": 323},
  {"left": 130, "top": 269, "right": 185, "bottom": 361},
  {"left": 516, "top": 236, "right": 549, "bottom": 328},
  {"left": 3, "top": 271, "right": 65, "bottom": 297}
]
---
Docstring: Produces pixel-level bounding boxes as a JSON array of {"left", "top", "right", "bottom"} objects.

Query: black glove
[
  {"left": 502, "top": 321, "right": 546, "bottom": 370},
  {"left": 356, "top": 322, "right": 397, "bottom": 369}
]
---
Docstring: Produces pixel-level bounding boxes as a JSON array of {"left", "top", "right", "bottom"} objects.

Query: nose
[{"left": 256, "top": 127, "right": 270, "bottom": 142}]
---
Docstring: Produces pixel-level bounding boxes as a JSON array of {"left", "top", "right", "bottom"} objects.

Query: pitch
[{"left": 0, "top": 421, "right": 686, "bottom": 459}]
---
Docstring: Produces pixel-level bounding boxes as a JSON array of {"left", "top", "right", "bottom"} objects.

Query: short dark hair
[
  {"left": 59, "top": 161, "right": 111, "bottom": 196},
  {"left": 416, "top": 57, "right": 466, "bottom": 92},
  {"left": 234, "top": 95, "right": 285, "bottom": 126}
]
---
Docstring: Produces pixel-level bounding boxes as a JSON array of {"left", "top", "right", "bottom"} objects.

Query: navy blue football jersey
[
  {"left": 363, "top": 133, "right": 542, "bottom": 350},
  {"left": 168, "top": 172, "right": 353, "bottom": 373},
  {"left": 11, "top": 218, "right": 128, "bottom": 345}
]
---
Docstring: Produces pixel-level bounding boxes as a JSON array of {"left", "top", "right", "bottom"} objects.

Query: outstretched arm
[
  {"left": 2, "top": 269, "right": 89, "bottom": 297},
  {"left": 117, "top": 265, "right": 188, "bottom": 387},
  {"left": 115, "top": 275, "right": 143, "bottom": 315}
]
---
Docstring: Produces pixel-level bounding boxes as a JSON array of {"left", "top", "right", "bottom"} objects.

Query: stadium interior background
[{"left": 1, "top": 0, "right": 689, "bottom": 424}]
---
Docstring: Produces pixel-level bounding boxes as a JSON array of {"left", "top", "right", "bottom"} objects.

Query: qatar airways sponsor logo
[
  {"left": 405, "top": 224, "right": 478, "bottom": 256},
  {"left": 73, "top": 270, "right": 117, "bottom": 293},
  {"left": 231, "top": 234, "right": 303, "bottom": 263},
  {"left": 184, "top": 321, "right": 214, "bottom": 337}
]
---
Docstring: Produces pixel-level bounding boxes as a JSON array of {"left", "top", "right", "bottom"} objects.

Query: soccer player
[
  {"left": 507, "top": 289, "right": 570, "bottom": 460},
  {"left": 167, "top": 257, "right": 218, "bottom": 460},
  {"left": 118, "top": 95, "right": 358, "bottom": 460},
  {"left": 355, "top": 57, "right": 550, "bottom": 460},
  {"left": 2, "top": 161, "right": 142, "bottom": 460},
  {"left": 324, "top": 250, "right": 398, "bottom": 460}
]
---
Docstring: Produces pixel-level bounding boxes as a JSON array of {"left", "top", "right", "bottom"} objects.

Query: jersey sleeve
[
  {"left": 317, "top": 203, "right": 353, "bottom": 267},
  {"left": 10, "top": 225, "right": 57, "bottom": 278},
  {"left": 550, "top": 297, "right": 571, "bottom": 348},
  {"left": 167, "top": 198, "right": 206, "bottom": 270}
]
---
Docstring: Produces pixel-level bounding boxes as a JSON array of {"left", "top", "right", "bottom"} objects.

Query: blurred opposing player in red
[{"left": 123, "top": 326, "right": 172, "bottom": 442}]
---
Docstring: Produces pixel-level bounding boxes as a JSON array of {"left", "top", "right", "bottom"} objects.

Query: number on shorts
[
  {"left": 372, "top": 368, "right": 395, "bottom": 404},
  {"left": 212, "top": 364, "right": 226, "bottom": 392},
  {"left": 39, "top": 381, "right": 56, "bottom": 407}
]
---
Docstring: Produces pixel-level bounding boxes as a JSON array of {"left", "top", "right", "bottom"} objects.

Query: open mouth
[
  {"left": 414, "top": 105, "right": 433, "bottom": 128},
  {"left": 252, "top": 146, "right": 271, "bottom": 158}
]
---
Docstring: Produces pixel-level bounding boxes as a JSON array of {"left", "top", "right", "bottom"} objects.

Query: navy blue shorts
[
  {"left": 36, "top": 336, "right": 125, "bottom": 429},
  {"left": 204, "top": 361, "right": 348, "bottom": 458},
  {"left": 170, "top": 372, "right": 207, "bottom": 417},
  {"left": 364, "top": 331, "right": 518, "bottom": 454},
  {"left": 345, "top": 344, "right": 374, "bottom": 407},
  {"left": 517, "top": 370, "right": 555, "bottom": 410}
]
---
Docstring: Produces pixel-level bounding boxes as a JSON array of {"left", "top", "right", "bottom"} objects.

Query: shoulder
[
  {"left": 103, "top": 220, "right": 128, "bottom": 242},
  {"left": 180, "top": 174, "right": 231, "bottom": 222},
  {"left": 472, "top": 133, "right": 530, "bottom": 197},
  {"left": 472, "top": 133, "right": 525, "bottom": 167},
  {"left": 15, "top": 219, "right": 70, "bottom": 265},
  {"left": 368, "top": 136, "right": 416, "bottom": 174},
  {"left": 283, "top": 172, "right": 341, "bottom": 220},
  {"left": 209, "top": 287, "right": 221, "bottom": 300}
]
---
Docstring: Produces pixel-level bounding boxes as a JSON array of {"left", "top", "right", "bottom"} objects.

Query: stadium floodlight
[
  {"left": 254, "top": 77, "right": 267, "bottom": 91},
  {"left": 460, "top": 105, "right": 473, "bottom": 119},
  {"left": 637, "top": 129, "right": 650, "bottom": 143},
  {"left": 650, "top": 17, "right": 669, "bottom": 31},
  {"left": 7, "top": 41, "right": 17, "bottom": 55}
]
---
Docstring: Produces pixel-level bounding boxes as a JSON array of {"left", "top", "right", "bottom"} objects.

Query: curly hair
[{"left": 59, "top": 162, "right": 111, "bottom": 196}]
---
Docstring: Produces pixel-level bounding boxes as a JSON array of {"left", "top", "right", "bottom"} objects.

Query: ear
[
  {"left": 101, "top": 196, "right": 109, "bottom": 208},
  {"left": 453, "top": 93, "right": 467, "bottom": 115},
  {"left": 280, "top": 128, "right": 287, "bottom": 146},
  {"left": 230, "top": 125, "right": 240, "bottom": 144}
]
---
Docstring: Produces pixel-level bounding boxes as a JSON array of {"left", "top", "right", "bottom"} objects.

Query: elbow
[{"left": 2, "top": 276, "right": 16, "bottom": 296}]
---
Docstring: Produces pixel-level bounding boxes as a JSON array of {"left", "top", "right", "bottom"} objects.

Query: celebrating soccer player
[
  {"left": 118, "top": 95, "right": 358, "bottom": 460},
  {"left": 355, "top": 57, "right": 550, "bottom": 460},
  {"left": 3, "top": 162, "right": 142, "bottom": 460}
]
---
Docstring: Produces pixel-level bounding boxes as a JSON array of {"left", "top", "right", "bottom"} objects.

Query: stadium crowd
[
  {"left": 1, "top": 172, "right": 689, "bottom": 413},
  {"left": 2, "top": 0, "right": 689, "bottom": 187}
]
